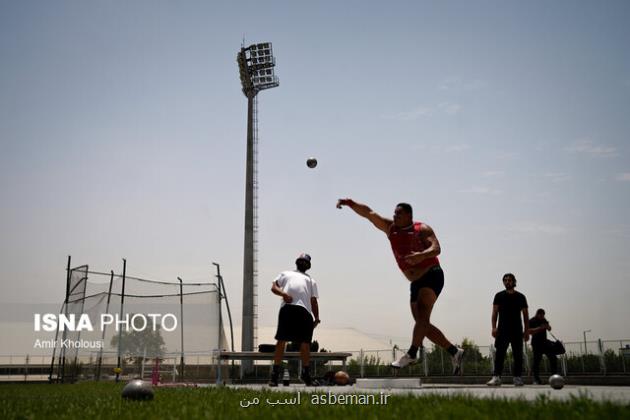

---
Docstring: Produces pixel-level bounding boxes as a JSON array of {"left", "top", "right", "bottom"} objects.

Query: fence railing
[
  {"left": 341, "top": 338, "right": 630, "bottom": 378},
  {"left": 2, "top": 338, "right": 630, "bottom": 381},
  {"left": 0, "top": 351, "right": 224, "bottom": 383}
]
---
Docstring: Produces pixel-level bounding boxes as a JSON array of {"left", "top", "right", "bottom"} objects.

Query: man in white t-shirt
[{"left": 268, "top": 253, "right": 320, "bottom": 386}]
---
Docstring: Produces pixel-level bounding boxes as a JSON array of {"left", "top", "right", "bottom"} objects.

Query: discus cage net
[{"left": 49, "top": 257, "right": 229, "bottom": 383}]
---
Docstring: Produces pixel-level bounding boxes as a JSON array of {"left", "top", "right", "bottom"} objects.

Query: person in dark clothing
[
  {"left": 529, "top": 308, "right": 558, "bottom": 384},
  {"left": 487, "top": 273, "right": 529, "bottom": 387}
]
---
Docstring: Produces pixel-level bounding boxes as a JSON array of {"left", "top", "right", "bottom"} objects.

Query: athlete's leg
[
  {"left": 493, "top": 334, "right": 509, "bottom": 376},
  {"left": 511, "top": 334, "right": 524, "bottom": 377},
  {"left": 269, "top": 340, "right": 286, "bottom": 386},
  {"left": 409, "top": 301, "right": 425, "bottom": 350},
  {"left": 411, "top": 287, "right": 452, "bottom": 349},
  {"left": 410, "top": 287, "right": 437, "bottom": 347},
  {"left": 273, "top": 340, "right": 286, "bottom": 365},
  {"left": 532, "top": 347, "right": 543, "bottom": 382},
  {"left": 427, "top": 324, "right": 454, "bottom": 349},
  {"left": 399, "top": 285, "right": 463, "bottom": 372},
  {"left": 410, "top": 298, "right": 452, "bottom": 349},
  {"left": 299, "top": 342, "right": 310, "bottom": 367}
]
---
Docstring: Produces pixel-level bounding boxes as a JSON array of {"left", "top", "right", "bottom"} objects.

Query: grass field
[{"left": 1, "top": 382, "right": 629, "bottom": 420}]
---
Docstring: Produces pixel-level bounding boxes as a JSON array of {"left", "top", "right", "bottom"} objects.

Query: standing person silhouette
[{"left": 487, "top": 273, "right": 529, "bottom": 387}]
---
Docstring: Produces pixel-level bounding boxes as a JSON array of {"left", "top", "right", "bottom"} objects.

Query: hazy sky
[{"left": 1, "top": 1, "right": 629, "bottom": 351}]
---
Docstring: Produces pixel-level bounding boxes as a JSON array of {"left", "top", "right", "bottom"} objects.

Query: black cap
[
  {"left": 296, "top": 253, "right": 311, "bottom": 263},
  {"left": 296, "top": 253, "right": 311, "bottom": 269}
]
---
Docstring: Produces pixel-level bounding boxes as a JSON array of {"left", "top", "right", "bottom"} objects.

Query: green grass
[{"left": 0, "top": 382, "right": 629, "bottom": 420}]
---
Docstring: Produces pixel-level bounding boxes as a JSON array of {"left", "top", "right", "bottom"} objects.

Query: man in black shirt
[
  {"left": 529, "top": 308, "right": 558, "bottom": 384},
  {"left": 487, "top": 273, "right": 529, "bottom": 387}
]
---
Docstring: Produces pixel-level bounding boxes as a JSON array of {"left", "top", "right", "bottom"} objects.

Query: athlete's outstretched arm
[{"left": 336, "top": 198, "right": 392, "bottom": 233}]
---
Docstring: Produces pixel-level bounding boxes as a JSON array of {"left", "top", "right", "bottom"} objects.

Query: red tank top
[{"left": 388, "top": 222, "right": 440, "bottom": 272}]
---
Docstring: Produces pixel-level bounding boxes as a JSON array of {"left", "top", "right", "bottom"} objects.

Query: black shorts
[
  {"left": 410, "top": 265, "right": 444, "bottom": 302},
  {"left": 274, "top": 304, "right": 314, "bottom": 343}
]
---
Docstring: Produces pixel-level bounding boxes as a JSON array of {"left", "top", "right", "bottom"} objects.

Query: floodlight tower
[{"left": 237, "top": 42, "right": 279, "bottom": 372}]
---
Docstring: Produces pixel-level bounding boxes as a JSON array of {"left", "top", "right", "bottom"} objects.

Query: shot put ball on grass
[
  {"left": 121, "top": 379, "right": 154, "bottom": 401},
  {"left": 549, "top": 374, "right": 565, "bottom": 390},
  {"left": 334, "top": 370, "right": 350, "bottom": 385}
]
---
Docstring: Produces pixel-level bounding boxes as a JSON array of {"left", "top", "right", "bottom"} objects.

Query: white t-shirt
[{"left": 275, "top": 270, "right": 319, "bottom": 318}]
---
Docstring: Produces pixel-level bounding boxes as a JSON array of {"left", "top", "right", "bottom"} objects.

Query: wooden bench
[{"left": 217, "top": 351, "right": 353, "bottom": 381}]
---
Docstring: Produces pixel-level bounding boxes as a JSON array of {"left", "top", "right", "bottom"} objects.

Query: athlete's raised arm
[{"left": 336, "top": 198, "right": 392, "bottom": 234}]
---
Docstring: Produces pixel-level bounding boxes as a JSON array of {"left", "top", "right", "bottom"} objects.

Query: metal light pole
[{"left": 236, "top": 42, "right": 279, "bottom": 374}]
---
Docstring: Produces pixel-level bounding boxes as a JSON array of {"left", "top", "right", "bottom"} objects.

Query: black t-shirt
[
  {"left": 493, "top": 290, "right": 528, "bottom": 333},
  {"left": 529, "top": 316, "right": 548, "bottom": 347}
]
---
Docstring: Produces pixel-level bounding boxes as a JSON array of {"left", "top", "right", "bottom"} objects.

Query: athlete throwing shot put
[{"left": 336, "top": 199, "right": 464, "bottom": 373}]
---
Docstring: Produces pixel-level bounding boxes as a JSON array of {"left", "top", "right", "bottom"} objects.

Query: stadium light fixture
[{"left": 237, "top": 42, "right": 279, "bottom": 96}]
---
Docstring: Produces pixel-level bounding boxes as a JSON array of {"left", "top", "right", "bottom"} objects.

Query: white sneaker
[
  {"left": 513, "top": 376, "right": 524, "bottom": 387},
  {"left": 487, "top": 376, "right": 502, "bottom": 387},
  {"left": 451, "top": 347, "right": 465, "bottom": 375},
  {"left": 391, "top": 353, "right": 417, "bottom": 369}
]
